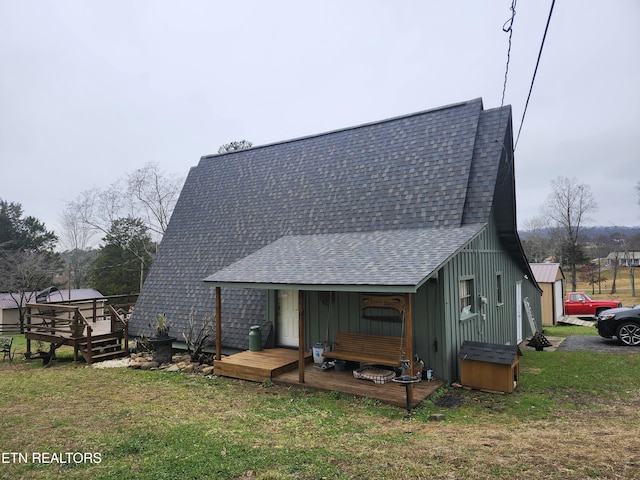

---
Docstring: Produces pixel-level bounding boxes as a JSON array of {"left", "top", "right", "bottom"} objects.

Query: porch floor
[
  {"left": 214, "top": 348, "right": 312, "bottom": 382},
  {"left": 274, "top": 364, "right": 444, "bottom": 409},
  {"left": 214, "top": 348, "right": 444, "bottom": 409}
]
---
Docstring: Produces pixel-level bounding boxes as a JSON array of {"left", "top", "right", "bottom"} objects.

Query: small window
[
  {"left": 459, "top": 278, "right": 474, "bottom": 316},
  {"left": 496, "top": 273, "right": 503, "bottom": 305}
]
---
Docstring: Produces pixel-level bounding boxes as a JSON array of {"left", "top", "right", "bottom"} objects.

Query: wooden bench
[
  {"left": 1, "top": 337, "right": 13, "bottom": 362},
  {"left": 322, "top": 332, "right": 407, "bottom": 368}
]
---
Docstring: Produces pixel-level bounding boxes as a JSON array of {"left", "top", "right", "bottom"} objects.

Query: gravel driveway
[{"left": 556, "top": 335, "right": 640, "bottom": 354}]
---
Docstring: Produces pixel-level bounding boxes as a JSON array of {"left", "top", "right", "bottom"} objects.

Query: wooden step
[
  {"left": 89, "top": 349, "right": 128, "bottom": 362},
  {"left": 77, "top": 335, "right": 127, "bottom": 364}
]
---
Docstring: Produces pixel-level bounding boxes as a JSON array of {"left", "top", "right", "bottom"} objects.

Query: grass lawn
[{"left": 1, "top": 336, "right": 639, "bottom": 480}]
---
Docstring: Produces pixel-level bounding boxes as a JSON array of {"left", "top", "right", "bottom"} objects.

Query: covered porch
[{"left": 203, "top": 230, "right": 475, "bottom": 408}]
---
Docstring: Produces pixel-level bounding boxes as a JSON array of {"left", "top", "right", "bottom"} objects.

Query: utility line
[
  {"left": 514, "top": 0, "right": 556, "bottom": 150},
  {"left": 500, "top": 0, "right": 517, "bottom": 110}
]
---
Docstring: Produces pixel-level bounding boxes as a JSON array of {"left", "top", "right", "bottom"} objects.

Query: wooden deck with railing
[{"left": 24, "top": 295, "right": 136, "bottom": 364}]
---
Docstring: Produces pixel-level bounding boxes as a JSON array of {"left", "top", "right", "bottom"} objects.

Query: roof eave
[{"left": 202, "top": 280, "right": 420, "bottom": 294}]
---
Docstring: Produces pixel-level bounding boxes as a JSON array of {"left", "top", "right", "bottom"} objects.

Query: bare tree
[
  {"left": 181, "top": 308, "right": 216, "bottom": 363},
  {"left": 543, "top": 176, "right": 597, "bottom": 291},
  {"left": 58, "top": 208, "right": 97, "bottom": 289},
  {"left": 68, "top": 162, "right": 184, "bottom": 246},
  {"left": 610, "top": 248, "right": 621, "bottom": 295},
  {"left": 127, "top": 162, "right": 184, "bottom": 239},
  {"left": 616, "top": 236, "right": 637, "bottom": 298},
  {"left": 0, "top": 250, "right": 62, "bottom": 332}
]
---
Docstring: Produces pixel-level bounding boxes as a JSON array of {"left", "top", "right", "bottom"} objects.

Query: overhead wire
[
  {"left": 514, "top": 0, "right": 557, "bottom": 150},
  {"left": 500, "top": 0, "right": 517, "bottom": 111}
]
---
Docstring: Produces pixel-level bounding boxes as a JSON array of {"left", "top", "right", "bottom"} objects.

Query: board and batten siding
[
  {"left": 270, "top": 217, "right": 540, "bottom": 383},
  {"left": 302, "top": 291, "right": 404, "bottom": 350},
  {"left": 426, "top": 217, "right": 541, "bottom": 382}
]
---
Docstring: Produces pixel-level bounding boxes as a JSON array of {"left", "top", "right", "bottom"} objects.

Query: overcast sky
[{"left": 1, "top": 1, "right": 639, "bottom": 247}]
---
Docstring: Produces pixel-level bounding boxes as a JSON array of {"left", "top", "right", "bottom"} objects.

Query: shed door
[
  {"left": 554, "top": 280, "right": 564, "bottom": 320},
  {"left": 277, "top": 290, "right": 299, "bottom": 347},
  {"left": 516, "top": 281, "right": 523, "bottom": 343}
]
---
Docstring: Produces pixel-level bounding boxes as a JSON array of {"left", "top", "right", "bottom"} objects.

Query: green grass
[
  {"left": 1, "top": 344, "right": 639, "bottom": 479},
  {"left": 416, "top": 350, "right": 640, "bottom": 424},
  {"left": 544, "top": 324, "right": 598, "bottom": 337}
]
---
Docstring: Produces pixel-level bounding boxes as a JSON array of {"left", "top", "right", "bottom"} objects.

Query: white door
[
  {"left": 516, "top": 281, "right": 523, "bottom": 343},
  {"left": 554, "top": 280, "right": 564, "bottom": 321},
  {"left": 277, "top": 290, "right": 299, "bottom": 347}
]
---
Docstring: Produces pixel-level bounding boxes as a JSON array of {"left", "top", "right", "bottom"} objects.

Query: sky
[{"left": 1, "top": 1, "right": 639, "bottom": 248}]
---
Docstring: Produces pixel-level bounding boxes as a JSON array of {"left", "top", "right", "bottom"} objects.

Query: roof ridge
[{"left": 202, "top": 98, "right": 484, "bottom": 161}]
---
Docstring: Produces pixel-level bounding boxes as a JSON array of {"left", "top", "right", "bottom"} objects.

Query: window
[
  {"left": 459, "top": 278, "right": 474, "bottom": 317},
  {"left": 496, "top": 272, "right": 503, "bottom": 305}
]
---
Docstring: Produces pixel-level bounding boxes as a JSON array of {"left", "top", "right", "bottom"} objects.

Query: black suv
[{"left": 597, "top": 304, "right": 640, "bottom": 346}]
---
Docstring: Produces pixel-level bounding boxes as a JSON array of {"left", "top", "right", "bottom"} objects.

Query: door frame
[{"left": 277, "top": 289, "right": 299, "bottom": 347}]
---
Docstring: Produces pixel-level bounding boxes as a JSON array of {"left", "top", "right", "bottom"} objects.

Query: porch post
[
  {"left": 298, "top": 290, "right": 305, "bottom": 383},
  {"left": 405, "top": 292, "right": 414, "bottom": 405},
  {"left": 215, "top": 286, "right": 222, "bottom": 361}
]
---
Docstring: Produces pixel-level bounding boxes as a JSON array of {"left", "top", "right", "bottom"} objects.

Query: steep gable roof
[{"left": 132, "top": 98, "right": 523, "bottom": 347}]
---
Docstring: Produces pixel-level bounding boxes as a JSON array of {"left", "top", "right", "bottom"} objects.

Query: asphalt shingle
[{"left": 131, "top": 98, "right": 512, "bottom": 349}]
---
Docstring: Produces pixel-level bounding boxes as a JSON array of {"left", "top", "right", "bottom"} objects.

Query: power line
[
  {"left": 500, "top": 0, "right": 517, "bottom": 110},
  {"left": 514, "top": 0, "right": 556, "bottom": 150}
]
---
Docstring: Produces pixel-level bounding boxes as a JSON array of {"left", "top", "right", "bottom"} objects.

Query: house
[
  {"left": 529, "top": 263, "right": 564, "bottom": 326},
  {"left": 606, "top": 251, "right": 640, "bottom": 268},
  {"left": 131, "top": 98, "right": 542, "bottom": 383},
  {"left": 0, "top": 287, "right": 105, "bottom": 332}
]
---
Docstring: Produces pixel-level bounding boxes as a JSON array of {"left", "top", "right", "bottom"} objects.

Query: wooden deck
[
  {"left": 214, "top": 348, "right": 312, "bottom": 382},
  {"left": 23, "top": 298, "right": 135, "bottom": 364},
  {"left": 214, "top": 348, "right": 444, "bottom": 409},
  {"left": 25, "top": 318, "right": 114, "bottom": 341},
  {"left": 274, "top": 364, "right": 444, "bottom": 409},
  {"left": 25, "top": 318, "right": 127, "bottom": 364}
]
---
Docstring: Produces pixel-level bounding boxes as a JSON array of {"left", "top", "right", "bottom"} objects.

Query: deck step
[
  {"left": 89, "top": 349, "right": 129, "bottom": 362},
  {"left": 77, "top": 334, "right": 127, "bottom": 364}
]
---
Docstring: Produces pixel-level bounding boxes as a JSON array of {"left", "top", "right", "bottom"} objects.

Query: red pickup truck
[{"left": 564, "top": 292, "right": 621, "bottom": 317}]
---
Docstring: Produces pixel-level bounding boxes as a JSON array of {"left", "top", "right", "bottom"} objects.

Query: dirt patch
[{"left": 433, "top": 392, "right": 466, "bottom": 408}]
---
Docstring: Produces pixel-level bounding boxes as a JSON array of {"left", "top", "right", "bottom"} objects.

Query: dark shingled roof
[
  {"left": 131, "top": 98, "right": 523, "bottom": 349},
  {"left": 205, "top": 224, "right": 485, "bottom": 291},
  {"left": 458, "top": 341, "right": 521, "bottom": 365}
]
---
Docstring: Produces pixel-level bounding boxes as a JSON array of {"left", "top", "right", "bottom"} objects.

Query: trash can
[
  {"left": 249, "top": 325, "right": 262, "bottom": 351},
  {"left": 312, "top": 343, "right": 325, "bottom": 364}
]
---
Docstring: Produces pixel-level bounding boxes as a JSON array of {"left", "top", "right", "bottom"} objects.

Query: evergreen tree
[{"left": 91, "top": 217, "right": 154, "bottom": 295}]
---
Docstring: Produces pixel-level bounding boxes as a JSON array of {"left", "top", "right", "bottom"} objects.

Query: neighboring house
[
  {"left": 530, "top": 263, "right": 564, "bottom": 326},
  {"left": 606, "top": 251, "right": 640, "bottom": 268},
  {"left": 0, "top": 288, "right": 105, "bottom": 331},
  {"left": 131, "top": 98, "right": 542, "bottom": 383}
]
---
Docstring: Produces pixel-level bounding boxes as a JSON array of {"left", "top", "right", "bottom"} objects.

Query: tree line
[
  {"left": 1, "top": 141, "right": 254, "bottom": 328},
  {"left": 0, "top": 162, "right": 184, "bottom": 331},
  {"left": 1, "top": 159, "right": 636, "bottom": 330}
]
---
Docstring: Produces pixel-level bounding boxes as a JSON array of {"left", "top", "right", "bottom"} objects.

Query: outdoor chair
[{"left": 0, "top": 337, "right": 14, "bottom": 362}]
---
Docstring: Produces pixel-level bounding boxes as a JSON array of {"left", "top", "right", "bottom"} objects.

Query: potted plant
[
  {"left": 148, "top": 313, "right": 174, "bottom": 364},
  {"left": 150, "top": 313, "right": 170, "bottom": 339},
  {"left": 70, "top": 314, "right": 86, "bottom": 337}
]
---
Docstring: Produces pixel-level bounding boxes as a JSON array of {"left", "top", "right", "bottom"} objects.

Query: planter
[
  {"left": 70, "top": 322, "right": 86, "bottom": 337},
  {"left": 149, "top": 336, "right": 176, "bottom": 364}
]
